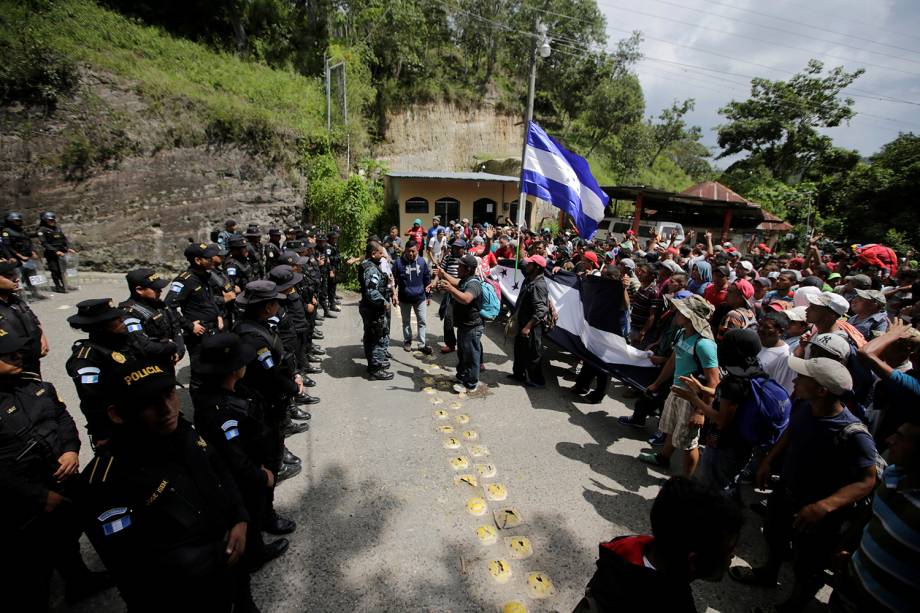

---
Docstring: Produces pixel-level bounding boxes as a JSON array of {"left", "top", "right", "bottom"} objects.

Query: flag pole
[{"left": 514, "top": 21, "right": 547, "bottom": 287}]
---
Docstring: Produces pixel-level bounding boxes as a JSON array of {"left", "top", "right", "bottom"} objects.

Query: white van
[{"left": 594, "top": 217, "right": 685, "bottom": 244}]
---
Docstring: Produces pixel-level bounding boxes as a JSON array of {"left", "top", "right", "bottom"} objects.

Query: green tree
[{"left": 716, "top": 60, "right": 863, "bottom": 181}]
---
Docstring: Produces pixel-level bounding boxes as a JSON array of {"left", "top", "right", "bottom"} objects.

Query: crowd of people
[
  {"left": 2, "top": 213, "right": 344, "bottom": 612},
  {"left": 2, "top": 206, "right": 919, "bottom": 613}
]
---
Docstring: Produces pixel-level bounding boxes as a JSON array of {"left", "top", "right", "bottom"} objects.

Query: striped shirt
[{"left": 850, "top": 465, "right": 920, "bottom": 611}]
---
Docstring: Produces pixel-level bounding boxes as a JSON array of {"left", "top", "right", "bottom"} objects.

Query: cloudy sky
[{"left": 589, "top": 0, "right": 920, "bottom": 164}]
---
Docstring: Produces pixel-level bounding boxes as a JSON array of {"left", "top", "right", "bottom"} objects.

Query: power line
[
  {"left": 594, "top": 0, "right": 920, "bottom": 76},
  {"left": 684, "top": 0, "right": 920, "bottom": 50}
]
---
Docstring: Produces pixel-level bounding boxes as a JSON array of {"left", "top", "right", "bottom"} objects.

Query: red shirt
[
  {"left": 405, "top": 226, "right": 425, "bottom": 247},
  {"left": 704, "top": 282, "right": 728, "bottom": 307},
  {"left": 495, "top": 245, "right": 515, "bottom": 259}
]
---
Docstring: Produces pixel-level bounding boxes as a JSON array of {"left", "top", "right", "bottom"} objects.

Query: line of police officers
[
  {"left": 2, "top": 210, "right": 76, "bottom": 300},
  {"left": 0, "top": 222, "right": 343, "bottom": 612}
]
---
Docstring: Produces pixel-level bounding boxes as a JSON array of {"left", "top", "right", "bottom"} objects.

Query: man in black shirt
[
  {"left": 36, "top": 211, "right": 74, "bottom": 293},
  {"left": 510, "top": 254, "right": 549, "bottom": 388},
  {"left": 0, "top": 260, "right": 47, "bottom": 375},
  {"left": 120, "top": 268, "right": 182, "bottom": 363},
  {"left": 437, "top": 254, "right": 484, "bottom": 393}
]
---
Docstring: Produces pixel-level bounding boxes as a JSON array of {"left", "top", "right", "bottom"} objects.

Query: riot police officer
[
  {"left": 0, "top": 327, "right": 113, "bottom": 611},
  {"left": 1, "top": 211, "right": 44, "bottom": 301},
  {"left": 164, "top": 242, "right": 224, "bottom": 386},
  {"left": 192, "top": 333, "right": 293, "bottom": 572},
  {"left": 359, "top": 241, "right": 394, "bottom": 380},
  {"left": 36, "top": 211, "right": 74, "bottom": 293},
  {"left": 119, "top": 268, "right": 182, "bottom": 362},
  {"left": 0, "top": 260, "right": 47, "bottom": 375},
  {"left": 78, "top": 357, "right": 256, "bottom": 613},
  {"left": 65, "top": 299, "right": 146, "bottom": 447}
]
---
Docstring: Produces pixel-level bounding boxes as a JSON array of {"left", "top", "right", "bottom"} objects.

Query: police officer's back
[
  {"left": 78, "top": 358, "right": 255, "bottom": 612},
  {"left": 359, "top": 241, "right": 393, "bottom": 380}
]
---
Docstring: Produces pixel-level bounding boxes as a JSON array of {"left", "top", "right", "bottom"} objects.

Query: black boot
[
  {"left": 307, "top": 354, "right": 323, "bottom": 364},
  {"left": 275, "top": 462, "right": 302, "bottom": 483},
  {"left": 301, "top": 364, "right": 322, "bottom": 374},
  {"left": 312, "top": 330, "right": 325, "bottom": 340},
  {"left": 283, "top": 421, "right": 310, "bottom": 437},
  {"left": 288, "top": 404, "right": 313, "bottom": 420},
  {"left": 293, "top": 393, "right": 320, "bottom": 406},
  {"left": 265, "top": 513, "right": 296, "bottom": 535},
  {"left": 248, "top": 538, "right": 289, "bottom": 572},
  {"left": 369, "top": 369, "right": 394, "bottom": 381},
  {"left": 300, "top": 375, "right": 316, "bottom": 387},
  {"left": 310, "top": 343, "right": 325, "bottom": 353},
  {"left": 283, "top": 447, "right": 301, "bottom": 465}
]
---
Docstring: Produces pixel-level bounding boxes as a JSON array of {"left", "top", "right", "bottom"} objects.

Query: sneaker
[
  {"left": 441, "top": 345, "right": 455, "bottom": 354},
  {"left": 648, "top": 431, "right": 666, "bottom": 446},
  {"left": 638, "top": 451, "right": 669, "bottom": 467},
  {"left": 617, "top": 415, "right": 645, "bottom": 428},
  {"left": 369, "top": 370, "right": 394, "bottom": 381}
]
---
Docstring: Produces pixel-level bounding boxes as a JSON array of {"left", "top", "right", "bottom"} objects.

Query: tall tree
[{"left": 716, "top": 60, "right": 863, "bottom": 181}]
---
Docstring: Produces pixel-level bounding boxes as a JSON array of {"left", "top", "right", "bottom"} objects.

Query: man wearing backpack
[
  {"left": 437, "top": 254, "right": 484, "bottom": 394},
  {"left": 509, "top": 255, "right": 550, "bottom": 388},
  {"left": 730, "top": 357, "right": 878, "bottom": 613}
]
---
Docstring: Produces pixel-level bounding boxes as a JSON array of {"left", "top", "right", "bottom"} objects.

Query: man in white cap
[
  {"left": 849, "top": 288, "right": 890, "bottom": 340},
  {"left": 780, "top": 306, "right": 808, "bottom": 353},
  {"left": 729, "top": 357, "right": 878, "bottom": 612},
  {"left": 638, "top": 295, "right": 721, "bottom": 477}
]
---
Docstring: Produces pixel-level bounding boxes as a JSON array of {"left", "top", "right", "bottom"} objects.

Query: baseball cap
[
  {"left": 125, "top": 269, "right": 169, "bottom": 291},
  {"left": 733, "top": 279, "right": 755, "bottom": 302},
  {"left": 737, "top": 260, "right": 754, "bottom": 272},
  {"left": 845, "top": 274, "right": 872, "bottom": 290},
  {"left": 788, "top": 356, "right": 853, "bottom": 395},
  {"left": 413, "top": 218, "right": 422, "bottom": 225},
  {"left": 806, "top": 291, "right": 850, "bottom": 316},
  {"left": 196, "top": 333, "right": 257, "bottom": 375},
  {"left": 783, "top": 306, "right": 808, "bottom": 322},
  {"left": 806, "top": 332, "right": 851, "bottom": 361},
  {"left": 619, "top": 257, "right": 636, "bottom": 270},
  {"left": 458, "top": 254, "right": 478, "bottom": 269},
  {"left": 853, "top": 288, "right": 886, "bottom": 306},
  {"left": 185, "top": 242, "right": 221, "bottom": 260},
  {"left": 582, "top": 251, "right": 599, "bottom": 268},
  {"left": 110, "top": 358, "right": 177, "bottom": 405},
  {"left": 227, "top": 235, "right": 248, "bottom": 249},
  {"left": 451, "top": 238, "right": 468, "bottom": 249},
  {"left": 524, "top": 254, "right": 546, "bottom": 268}
]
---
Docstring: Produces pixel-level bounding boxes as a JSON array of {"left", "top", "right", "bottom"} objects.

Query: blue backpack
[
  {"left": 737, "top": 377, "right": 791, "bottom": 446},
  {"left": 478, "top": 279, "right": 501, "bottom": 321}
]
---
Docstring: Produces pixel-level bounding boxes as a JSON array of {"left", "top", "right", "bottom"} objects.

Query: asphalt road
[{"left": 32, "top": 276, "right": 828, "bottom": 613}]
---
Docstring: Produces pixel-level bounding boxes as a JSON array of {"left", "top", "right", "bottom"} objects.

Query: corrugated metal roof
[
  {"left": 682, "top": 181, "right": 751, "bottom": 204},
  {"left": 386, "top": 170, "right": 519, "bottom": 182}
]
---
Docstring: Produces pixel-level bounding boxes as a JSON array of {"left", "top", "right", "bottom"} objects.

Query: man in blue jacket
[{"left": 393, "top": 240, "right": 433, "bottom": 354}]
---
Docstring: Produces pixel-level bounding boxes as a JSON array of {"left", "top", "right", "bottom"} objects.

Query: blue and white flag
[{"left": 521, "top": 122, "right": 609, "bottom": 239}]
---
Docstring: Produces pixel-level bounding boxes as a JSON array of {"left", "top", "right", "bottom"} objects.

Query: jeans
[
  {"left": 456, "top": 324, "right": 483, "bottom": 389},
  {"left": 438, "top": 296, "right": 456, "bottom": 349},
  {"left": 696, "top": 443, "right": 752, "bottom": 493},
  {"left": 400, "top": 299, "right": 427, "bottom": 346},
  {"left": 512, "top": 325, "right": 545, "bottom": 385}
]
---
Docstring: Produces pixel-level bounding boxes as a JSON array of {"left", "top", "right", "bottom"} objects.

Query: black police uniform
[
  {"left": 36, "top": 220, "right": 70, "bottom": 292},
  {"left": 321, "top": 238, "right": 341, "bottom": 311},
  {"left": 263, "top": 239, "right": 284, "bottom": 272},
  {"left": 358, "top": 257, "right": 391, "bottom": 374},
  {"left": 0, "top": 292, "right": 44, "bottom": 374},
  {"left": 224, "top": 254, "right": 252, "bottom": 293},
  {"left": 80, "top": 419, "right": 251, "bottom": 612},
  {"left": 65, "top": 333, "right": 143, "bottom": 445},
  {"left": 316, "top": 239, "right": 332, "bottom": 315},
  {"left": 164, "top": 266, "right": 222, "bottom": 374},
  {"left": 1, "top": 222, "right": 41, "bottom": 299},
  {"left": 0, "top": 372, "right": 98, "bottom": 611},
  {"left": 209, "top": 267, "right": 236, "bottom": 327},
  {"left": 119, "top": 295, "right": 183, "bottom": 361},
  {"left": 193, "top": 380, "right": 274, "bottom": 562},
  {"left": 245, "top": 241, "right": 265, "bottom": 279}
]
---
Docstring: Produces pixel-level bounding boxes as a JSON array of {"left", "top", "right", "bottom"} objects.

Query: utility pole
[
  {"left": 515, "top": 22, "right": 550, "bottom": 231},
  {"left": 324, "top": 55, "right": 348, "bottom": 174}
]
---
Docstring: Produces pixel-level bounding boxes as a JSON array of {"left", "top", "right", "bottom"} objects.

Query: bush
[{"left": 0, "top": 34, "right": 78, "bottom": 112}]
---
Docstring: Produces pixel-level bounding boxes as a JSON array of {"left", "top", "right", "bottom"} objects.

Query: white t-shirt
[
  {"left": 758, "top": 343, "right": 795, "bottom": 394},
  {"left": 428, "top": 236, "right": 446, "bottom": 262}
]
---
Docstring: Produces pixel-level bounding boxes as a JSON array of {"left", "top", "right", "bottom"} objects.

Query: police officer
[
  {"left": 244, "top": 225, "right": 265, "bottom": 278},
  {"left": 164, "top": 242, "right": 224, "bottom": 385},
  {"left": 0, "top": 328, "right": 113, "bottom": 611},
  {"left": 120, "top": 268, "right": 183, "bottom": 362},
  {"left": 327, "top": 230, "right": 343, "bottom": 305},
  {"left": 264, "top": 228, "right": 284, "bottom": 271},
  {"left": 225, "top": 235, "right": 253, "bottom": 292},
  {"left": 268, "top": 264, "right": 318, "bottom": 393},
  {"left": 78, "top": 358, "right": 256, "bottom": 612},
  {"left": 359, "top": 241, "right": 394, "bottom": 380},
  {"left": 285, "top": 252, "right": 323, "bottom": 375},
  {"left": 66, "top": 299, "right": 147, "bottom": 447},
  {"left": 210, "top": 246, "right": 238, "bottom": 329},
  {"left": 192, "top": 333, "right": 293, "bottom": 572},
  {"left": 36, "top": 211, "right": 74, "bottom": 293},
  {"left": 0, "top": 260, "right": 47, "bottom": 375},
  {"left": 294, "top": 242, "right": 327, "bottom": 361},
  {"left": 315, "top": 233, "right": 339, "bottom": 318},
  {"left": 2, "top": 211, "right": 45, "bottom": 301},
  {"left": 234, "top": 281, "right": 311, "bottom": 443},
  {"left": 217, "top": 218, "right": 238, "bottom": 250}
]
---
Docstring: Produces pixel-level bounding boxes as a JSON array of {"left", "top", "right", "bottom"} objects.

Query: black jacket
[{"left": 164, "top": 267, "right": 222, "bottom": 333}]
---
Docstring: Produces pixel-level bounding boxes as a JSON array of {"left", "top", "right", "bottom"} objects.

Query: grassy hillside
[{"left": 0, "top": 0, "right": 327, "bottom": 157}]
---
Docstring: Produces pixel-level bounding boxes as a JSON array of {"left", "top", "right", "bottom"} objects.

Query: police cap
[
  {"left": 185, "top": 242, "right": 221, "bottom": 260},
  {"left": 125, "top": 268, "right": 169, "bottom": 291}
]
